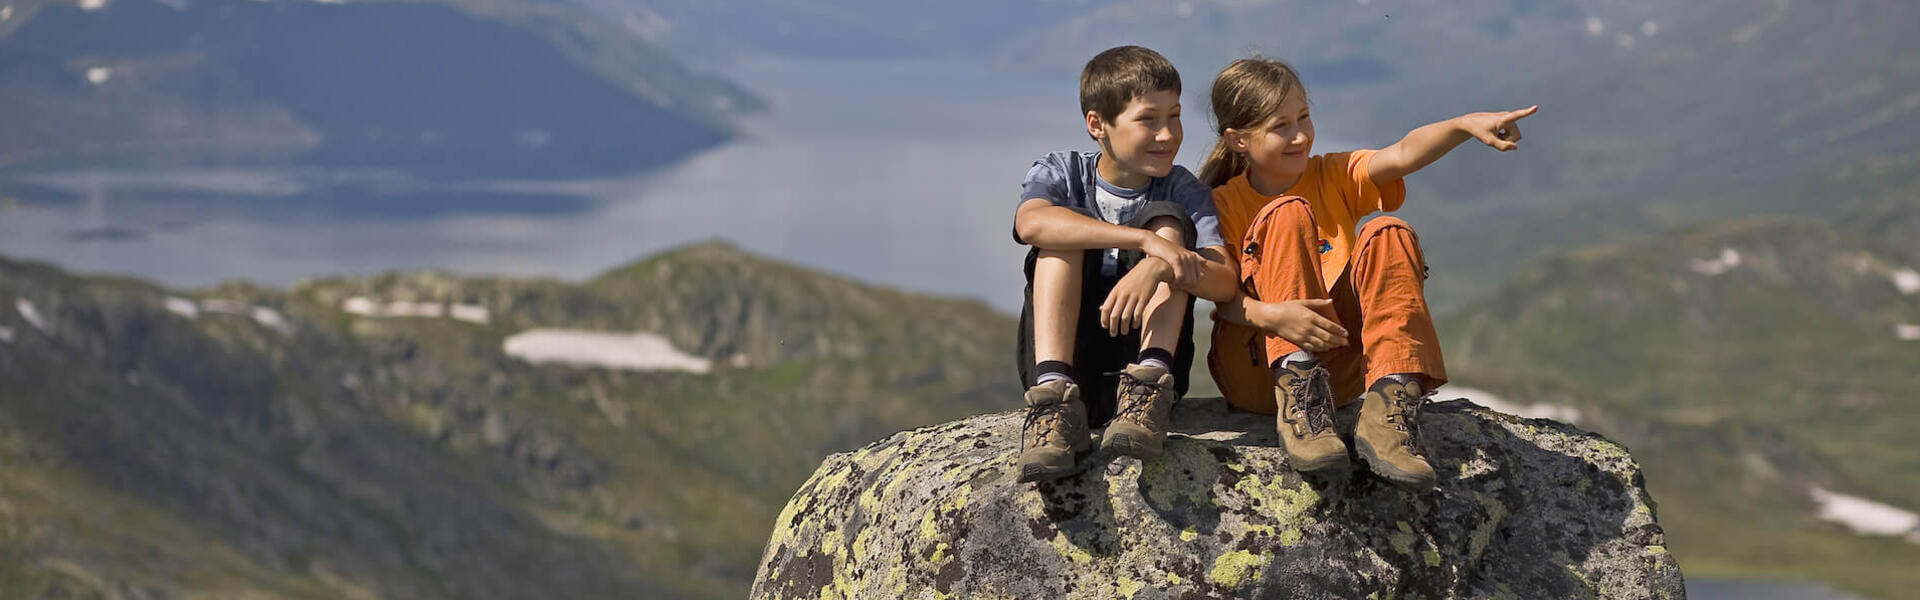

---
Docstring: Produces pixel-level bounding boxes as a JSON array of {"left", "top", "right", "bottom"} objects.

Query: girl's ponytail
[{"left": 1198, "top": 138, "right": 1247, "bottom": 188}]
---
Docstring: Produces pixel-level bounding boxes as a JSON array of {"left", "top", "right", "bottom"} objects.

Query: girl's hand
[
  {"left": 1460, "top": 105, "right": 1538, "bottom": 152},
  {"left": 1255, "top": 299, "right": 1349, "bottom": 353}
]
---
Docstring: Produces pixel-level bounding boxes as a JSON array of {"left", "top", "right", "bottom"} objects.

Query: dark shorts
[{"left": 1015, "top": 201, "right": 1198, "bottom": 427}]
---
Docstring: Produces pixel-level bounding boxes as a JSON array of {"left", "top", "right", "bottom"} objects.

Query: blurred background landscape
[{"left": 0, "top": 0, "right": 1916, "bottom": 598}]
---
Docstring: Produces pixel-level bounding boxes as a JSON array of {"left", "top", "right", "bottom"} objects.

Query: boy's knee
[
  {"left": 1036, "top": 247, "right": 1086, "bottom": 263},
  {"left": 1143, "top": 215, "right": 1188, "bottom": 245}
]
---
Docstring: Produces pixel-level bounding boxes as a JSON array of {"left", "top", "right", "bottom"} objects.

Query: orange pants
[{"left": 1210, "top": 196, "right": 1447, "bottom": 414}]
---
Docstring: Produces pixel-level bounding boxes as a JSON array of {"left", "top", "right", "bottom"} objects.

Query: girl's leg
[
  {"left": 1349, "top": 216, "right": 1447, "bottom": 389},
  {"left": 1349, "top": 215, "right": 1445, "bottom": 490},
  {"left": 1242, "top": 196, "right": 1347, "bottom": 472}
]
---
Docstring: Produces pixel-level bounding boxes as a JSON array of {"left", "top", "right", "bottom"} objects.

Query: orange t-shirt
[{"left": 1210, "top": 149, "right": 1407, "bottom": 290}]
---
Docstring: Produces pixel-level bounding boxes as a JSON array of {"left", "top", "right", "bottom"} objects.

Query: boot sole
[
  {"left": 1100, "top": 426, "right": 1164, "bottom": 460},
  {"left": 1288, "top": 448, "right": 1350, "bottom": 473},
  {"left": 1017, "top": 447, "right": 1095, "bottom": 483},
  {"left": 1354, "top": 436, "right": 1436, "bottom": 490}
]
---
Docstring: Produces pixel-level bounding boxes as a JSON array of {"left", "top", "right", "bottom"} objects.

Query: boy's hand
[
  {"left": 1460, "top": 105, "right": 1538, "bottom": 152},
  {"left": 1100, "top": 260, "right": 1168, "bottom": 337},
  {"left": 1254, "top": 299, "right": 1349, "bottom": 353},
  {"left": 1140, "top": 234, "right": 1203, "bottom": 288}
]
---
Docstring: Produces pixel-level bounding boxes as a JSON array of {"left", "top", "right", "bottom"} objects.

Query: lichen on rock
[{"left": 751, "top": 397, "right": 1685, "bottom": 599}]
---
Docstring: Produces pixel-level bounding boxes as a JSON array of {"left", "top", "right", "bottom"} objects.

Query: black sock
[
  {"left": 1137, "top": 348, "right": 1174, "bottom": 370},
  {"left": 1034, "top": 360, "right": 1074, "bottom": 386}
]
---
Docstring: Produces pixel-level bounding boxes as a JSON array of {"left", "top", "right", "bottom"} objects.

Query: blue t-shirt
[{"left": 1016, "top": 150, "right": 1225, "bottom": 275}]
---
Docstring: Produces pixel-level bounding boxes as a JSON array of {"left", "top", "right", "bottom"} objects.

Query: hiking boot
[
  {"left": 1354, "top": 378, "right": 1437, "bottom": 490},
  {"left": 1018, "top": 379, "right": 1091, "bottom": 483},
  {"left": 1274, "top": 360, "right": 1349, "bottom": 472},
  {"left": 1100, "top": 363, "right": 1177, "bottom": 460}
]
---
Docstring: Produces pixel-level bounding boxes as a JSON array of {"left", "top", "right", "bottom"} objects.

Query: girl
[{"left": 1198, "top": 57, "right": 1536, "bottom": 490}]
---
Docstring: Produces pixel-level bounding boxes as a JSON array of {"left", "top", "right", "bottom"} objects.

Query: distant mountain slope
[
  {"left": 0, "top": 241, "right": 1016, "bottom": 599},
  {"left": 1439, "top": 205, "right": 1920, "bottom": 598},
  {"left": 0, "top": 0, "right": 763, "bottom": 177}
]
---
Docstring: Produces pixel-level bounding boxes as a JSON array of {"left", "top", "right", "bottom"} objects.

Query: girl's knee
[
  {"left": 1248, "top": 196, "right": 1316, "bottom": 244},
  {"left": 1357, "top": 216, "right": 1416, "bottom": 243}
]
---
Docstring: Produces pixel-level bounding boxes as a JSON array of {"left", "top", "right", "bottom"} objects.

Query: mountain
[
  {"left": 1438, "top": 204, "right": 1920, "bottom": 598},
  {"left": 0, "top": 241, "right": 1016, "bottom": 599},
  {"left": 0, "top": 0, "right": 763, "bottom": 178}
]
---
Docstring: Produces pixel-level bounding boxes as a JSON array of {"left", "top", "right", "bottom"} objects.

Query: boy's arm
[
  {"left": 1016, "top": 198, "right": 1205, "bottom": 283},
  {"left": 1368, "top": 105, "right": 1539, "bottom": 184},
  {"left": 1133, "top": 246, "right": 1238, "bottom": 302}
]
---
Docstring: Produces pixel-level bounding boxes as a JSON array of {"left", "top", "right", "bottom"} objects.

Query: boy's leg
[
  {"left": 1348, "top": 216, "right": 1445, "bottom": 490},
  {"left": 1242, "top": 196, "right": 1348, "bottom": 471},
  {"left": 1102, "top": 209, "right": 1192, "bottom": 459},
  {"left": 1015, "top": 244, "right": 1096, "bottom": 483}
]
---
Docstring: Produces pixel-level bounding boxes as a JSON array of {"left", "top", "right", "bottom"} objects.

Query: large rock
[{"left": 751, "top": 397, "right": 1685, "bottom": 599}]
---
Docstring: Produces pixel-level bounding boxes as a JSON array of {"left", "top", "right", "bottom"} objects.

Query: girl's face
[{"left": 1233, "top": 92, "right": 1314, "bottom": 186}]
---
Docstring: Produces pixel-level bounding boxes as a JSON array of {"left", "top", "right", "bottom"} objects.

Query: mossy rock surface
[{"left": 752, "top": 398, "right": 1685, "bottom": 599}]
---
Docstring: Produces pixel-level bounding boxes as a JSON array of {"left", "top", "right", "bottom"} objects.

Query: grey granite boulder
[{"left": 751, "top": 396, "right": 1685, "bottom": 599}]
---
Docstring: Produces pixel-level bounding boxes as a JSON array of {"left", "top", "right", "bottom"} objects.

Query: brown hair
[
  {"left": 1080, "top": 46, "right": 1182, "bottom": 128},
  {"left": 1198, "top": 57, "right": 1308, "bottom": 188}
]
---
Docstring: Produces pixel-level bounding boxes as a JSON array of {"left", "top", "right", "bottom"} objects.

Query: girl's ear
[
  {"left": 1224, "top": 128, "right": 1248, "bottom": 152},
  {"left": 1086, "top": 111, "right": 1106, "bottom": 140}
]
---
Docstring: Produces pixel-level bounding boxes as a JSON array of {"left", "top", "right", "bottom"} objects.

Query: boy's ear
[{"left": 1085, "top": 110, "right": 1107, "bottom": 140}]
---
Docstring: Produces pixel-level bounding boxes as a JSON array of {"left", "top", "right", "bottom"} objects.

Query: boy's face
[
  {"left": 1088, "top": 89, "right": 1183, "bottom": 185},
  {"left": 1235, "top": 92, "right": 1314, "bottom": 183}
]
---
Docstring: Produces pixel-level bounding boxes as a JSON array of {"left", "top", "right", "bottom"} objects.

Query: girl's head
[{"left": 1199, "top": 58, "right": 1313, "bottom": 189}]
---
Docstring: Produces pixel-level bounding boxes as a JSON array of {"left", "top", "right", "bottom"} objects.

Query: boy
[{"left": 1013, "top": 46, "right": 1239, "bottom": 483}]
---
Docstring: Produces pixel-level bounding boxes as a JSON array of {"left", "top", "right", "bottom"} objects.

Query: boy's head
[{"left": 1080, "top": 46, "right": 1183, "bottom": 182}]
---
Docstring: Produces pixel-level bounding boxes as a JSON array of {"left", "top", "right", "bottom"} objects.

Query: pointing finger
[{"left": 1508, "top": 105, "right": 1539, "bottom": 120}]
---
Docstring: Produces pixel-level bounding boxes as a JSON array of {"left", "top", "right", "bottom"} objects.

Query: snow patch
[
  {"left": 1175, "top": 1, "right": 1192, "bottom": 17},
  {"left": 164, "top": 297, "right": 199, "bottom": 319},
  {"left": 342, "top": 297, "right": 448, "bottom": 318},
  {"left": 1809, "top": 487, "right": 1920, "bottom": 539},
  {"left": 0, "top": 325, "right": 13, "bottom": 343},
  {"left": 85, "top": 67, "right": 111, "bottom": 85},
  {"left": 77, "top": 0, "right": 104, "bottom": 10},
  {"left": 1896, "top": 323, "right": 1920, "bottom": 341},
  {"left": 1640, "top": 20, "right": 1659, "bottom": 37},
  {"left": 1688, "top": 247, "right": 1742, "bottom": 276},
  {"left": 503, "top": 329, "right": 710, "bottom": 373},
  {"left": 449, "top": 303, "right": 489, "bottom": 324},
  {"left": 1890, "top": 268, "right": 1920, "bottom": 295},
  {"left": 1445, "top": 385, "right": 1583, "bottom": 424},
  {"left": 250, "top": 307, "right": 292, "bottom": 334},
  {"left": 15, "top": 299, "right": 47, "bottom": 333},
  {"left": 1, "top": 6, "right": 14, "bottom": 21},
  {"left": 1584, "top": 17, "right": 1604, "bottom": 36}
]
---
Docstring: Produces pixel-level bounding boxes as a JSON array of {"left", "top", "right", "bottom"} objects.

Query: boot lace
[
  {"left": 1111, "top": 370, "right": 1158, "bottom": 424},
  {"left": 1386, "top": 386, "right": 1430, "bottom": 456},
  {"left": 1283, "top": 369, "right": 1333, "bottom": 435},
  {"left": 1023, "top": 398, "right": 1068, "bottom": 446}
]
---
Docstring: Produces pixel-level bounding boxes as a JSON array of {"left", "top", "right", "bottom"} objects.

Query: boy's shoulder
[{"left": 1029, "top": 150, "right": 1099, "bottom": 173}]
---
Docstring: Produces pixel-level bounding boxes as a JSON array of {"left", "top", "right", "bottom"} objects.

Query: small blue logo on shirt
[{"left": 1317, "top": 239, "right": 1332, "bottom": 254}]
